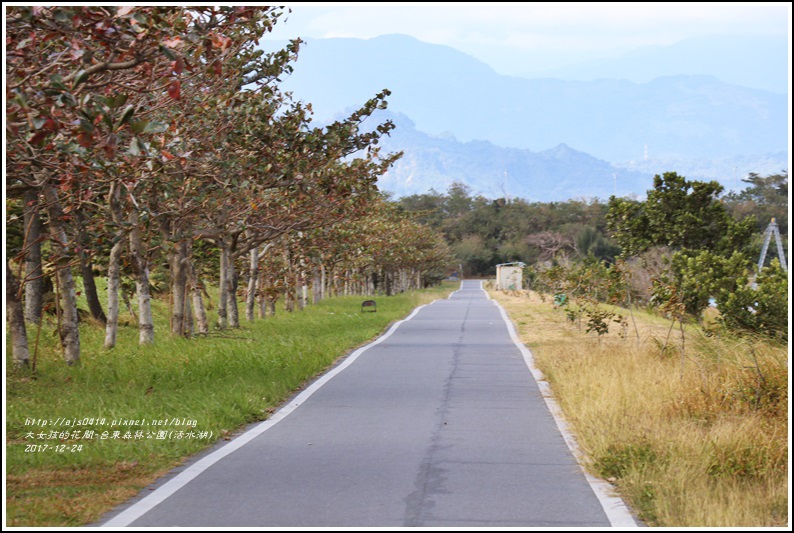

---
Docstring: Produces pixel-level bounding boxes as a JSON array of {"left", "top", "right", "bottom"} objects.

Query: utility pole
[{"left": 757, "top": 218, "right": 788, "bottom": 273}]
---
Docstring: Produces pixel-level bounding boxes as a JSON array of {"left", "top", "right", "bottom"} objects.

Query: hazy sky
[{"left": 267, "top": 2, "right": 791, "bottom": 76}]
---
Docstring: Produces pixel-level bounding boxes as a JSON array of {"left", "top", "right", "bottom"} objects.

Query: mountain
[
  {"left": 523, "top": 34, "right": 789, "bottom": 95},
  {"left": 369, "top": 112, "right": 654, "bottom": 201},
  {"left": 265, "top": 34, "right": 788, "bottom": 163},
  {"left": 613, "top": 151, "right": 790, "bottom": 193}
]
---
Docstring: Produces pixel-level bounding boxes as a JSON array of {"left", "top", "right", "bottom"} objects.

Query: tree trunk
[
  {"left": 73, "top": 209, "right": 107, "bottom": 324},
  {"left": 258, "top": 268, "right": 268, "bottom": 319},
  {"left": 283, "top": 249, "right": 294, "bottom": 313},
  {"left": 312, "top": 268, "right": 322, "bottom": 304},
  {"left": 297, "top": 272, "right": 307, "bottom": 310},
  {"left": 104, "top": 238, "right": 123, "bottom": 348},
  {"left": 170, "top": 240, "right": 191, "bottom": 337},
  {"left": 105, "top": 183, "right": 124, "bottom": 348},
  {"left": 321, "top": 265, "right": 327, "bottom": 301},
  {"left": 246, "top": 247, "right": 258, "bottom": 322},
  {"left": 129, "top": 210, "right": 154, "bottom": 344},
  {"left": 42, "top": 184, "right": 80, "bottom": 364},
  {"left": 7, "top": 262, "right": 30, "bottom": 368},
  {"left": 122, "top": 286, "right": 137, "bottom": 321},
  {"left": 217, "top": 239, "right": 229, "bottom": 328},
  {"left": 217, "top": 240, "right": 228, "bottom": 327},
  {"left": 23, "top": 189, "right": 43, "bottom": 324},
  {"left": 189, "top": 258, "right": 209, "bottom": 335},
  {"left": 226, "top": 243, "right": 240, "bottom": 328},
  {"left": 80, "top": 248, "right": 107, "bottom": 324}
]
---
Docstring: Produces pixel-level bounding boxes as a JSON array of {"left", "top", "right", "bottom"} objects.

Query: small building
[{"left": 495, "top": 262, "right": 526, "bottom": 291}]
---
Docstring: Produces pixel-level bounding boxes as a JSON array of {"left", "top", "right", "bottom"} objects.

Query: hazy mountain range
[
  {"left": 372, "top": 112, "right": 651, "bottom": 201},
  {"left": 368, "top": 111, "right": 788, "bottom": 202},
  {"left": 264, "top": 33, "right": 788, "bottom": 200},
  {"left": 521, "top": 34, "right": 788, "bottom": 95}
]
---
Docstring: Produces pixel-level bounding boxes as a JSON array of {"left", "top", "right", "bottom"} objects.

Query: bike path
[{"left": 101, "top": 280, "right": 634, "bottom": 527}]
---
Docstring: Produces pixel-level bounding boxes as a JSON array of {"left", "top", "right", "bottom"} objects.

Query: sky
[{"left": 267, "top": 2, "right": 792, "bottom": 77}]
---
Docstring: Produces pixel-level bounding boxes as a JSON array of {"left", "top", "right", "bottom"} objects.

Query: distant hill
[
  {"left": 369, "top": 112, "right": 654, "bottom": 201},
  {"left": 265, "top": 34, "right": 788, "bottom": 163},
  {"left": 525, "top": 34, "right": 789, "bottom": 95},
  {"left": 365, "top": 112, "right": 786, "bottom": 202},
  {"left": 613, "top": 151, "right": 790, "bottom": 193}
]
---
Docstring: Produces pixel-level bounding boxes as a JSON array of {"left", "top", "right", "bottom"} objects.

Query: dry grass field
[{"left": 489, "top": 287, "right": 788, "bottom": 527}]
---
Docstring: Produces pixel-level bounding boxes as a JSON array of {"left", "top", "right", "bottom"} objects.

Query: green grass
[{"left": 6, "top": 282, "right": 456, "bottom": 526}]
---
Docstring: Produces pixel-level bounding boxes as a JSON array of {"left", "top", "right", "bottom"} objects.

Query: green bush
[{"left": 717, "top": 260, "right": 788, "bottom": 341}]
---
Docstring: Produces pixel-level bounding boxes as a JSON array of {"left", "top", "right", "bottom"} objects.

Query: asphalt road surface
[{"left": 101, "top": 280, "right": 636, "bottom": 527}]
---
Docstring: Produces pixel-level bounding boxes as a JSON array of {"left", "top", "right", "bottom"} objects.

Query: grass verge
[
  {"left": 489, "top": 287, "right": 788, "bottom": 527},
  {"left": 6, "top": 282, "right": 456, "bottom": 527}
]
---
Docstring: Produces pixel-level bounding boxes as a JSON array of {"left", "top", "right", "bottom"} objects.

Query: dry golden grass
[{"left": 490, "top": 287, "right": 789, "bottom": 527}]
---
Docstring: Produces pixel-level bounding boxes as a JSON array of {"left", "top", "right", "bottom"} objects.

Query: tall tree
[
  {"left": 606, "top": 171, "right": 755, "bottom": 257},
  {"left": 6, "top": 6, "right": 291, "bottom": 357}
]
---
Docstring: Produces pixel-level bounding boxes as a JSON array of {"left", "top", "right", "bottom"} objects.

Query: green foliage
[
  {"left": 605, "top": 197, "right": 651, "bottom": 257},
  {"left": 716, "top": 260, "right": 788, "bottom": 340},
  {"left": 575, "top": 226, "right": 620, "bottom": 263},
  {"left": 666, "top": 249, "right": 750, "bottom": 317},
  {"left": 605, "top": 171, "right": 783, "bottom": 340},
  {"left": 398, "top": 182, "right": 612, "bottom": 276},
  {"left": 453, "top": 235, "right": 493, "bottom": 275},
  {"left": 724, "top": 171, "right": 788, "bottom": 234},
  {"left": 707, "top": 444, "right": 776, "bottom": 480},
  {"left": 535, "top": 257, "right": 628, "bottom": 338},
  {"left": 607, "top": 171, "right": 755, "bottom": 256},
  {"left": 596, "top": 440, "right": 661, "bottom": 480},
  {"left": 584, "top": 306, "right": 616, "bottom": 336}
]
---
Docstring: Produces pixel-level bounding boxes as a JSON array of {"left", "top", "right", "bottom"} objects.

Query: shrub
[{"left": 717, "top": 260, "right": 788, "bottom": 341}]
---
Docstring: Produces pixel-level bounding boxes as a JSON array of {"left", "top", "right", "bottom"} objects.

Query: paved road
[{"left": 102, "top": 280, "right": 633, "bottom": 527}]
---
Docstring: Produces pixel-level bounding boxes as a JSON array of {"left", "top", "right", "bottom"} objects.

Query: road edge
[
  {"left": 484, "top": 281, "right": 642, "bottom": 528},
  {"left": 99, "top": 302, "right": 432, "bottom": 527}
]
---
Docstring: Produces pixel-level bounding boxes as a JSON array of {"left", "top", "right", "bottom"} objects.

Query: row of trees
[{"left": 6, "top": 6, "right": 453, "bottom": 368}]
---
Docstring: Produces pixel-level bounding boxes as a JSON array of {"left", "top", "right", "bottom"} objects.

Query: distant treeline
[{"left": 396, "top": 172, "right": 788, "bottom": 277}]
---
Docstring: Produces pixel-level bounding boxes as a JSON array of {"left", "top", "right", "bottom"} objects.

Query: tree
[
  {"left": 606, "top": 172, "right": 760, "bottom": 327},
  {"left": 725, "top": 171, "right": 788, "bottom": 234},
  {"left": 666, "top": 249, "right": 749, "bottom": 317},
  {"left": 575, "top": 226, "right": 620, "bottom": 263},
  {"left": 525, "top": 231, "right": 575, "bottom": 263},
  {"left": 454, "top": 235, "right": 493, "bottom": 277},
  {"left": 6, "top": 6, "right": 291, "bottom": 357},
  {"left": 716, "top": 259, "right": 788, "bottom": 341},
  {"left": 607, "top": 171, "right": 755, "bottom": 257}
]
